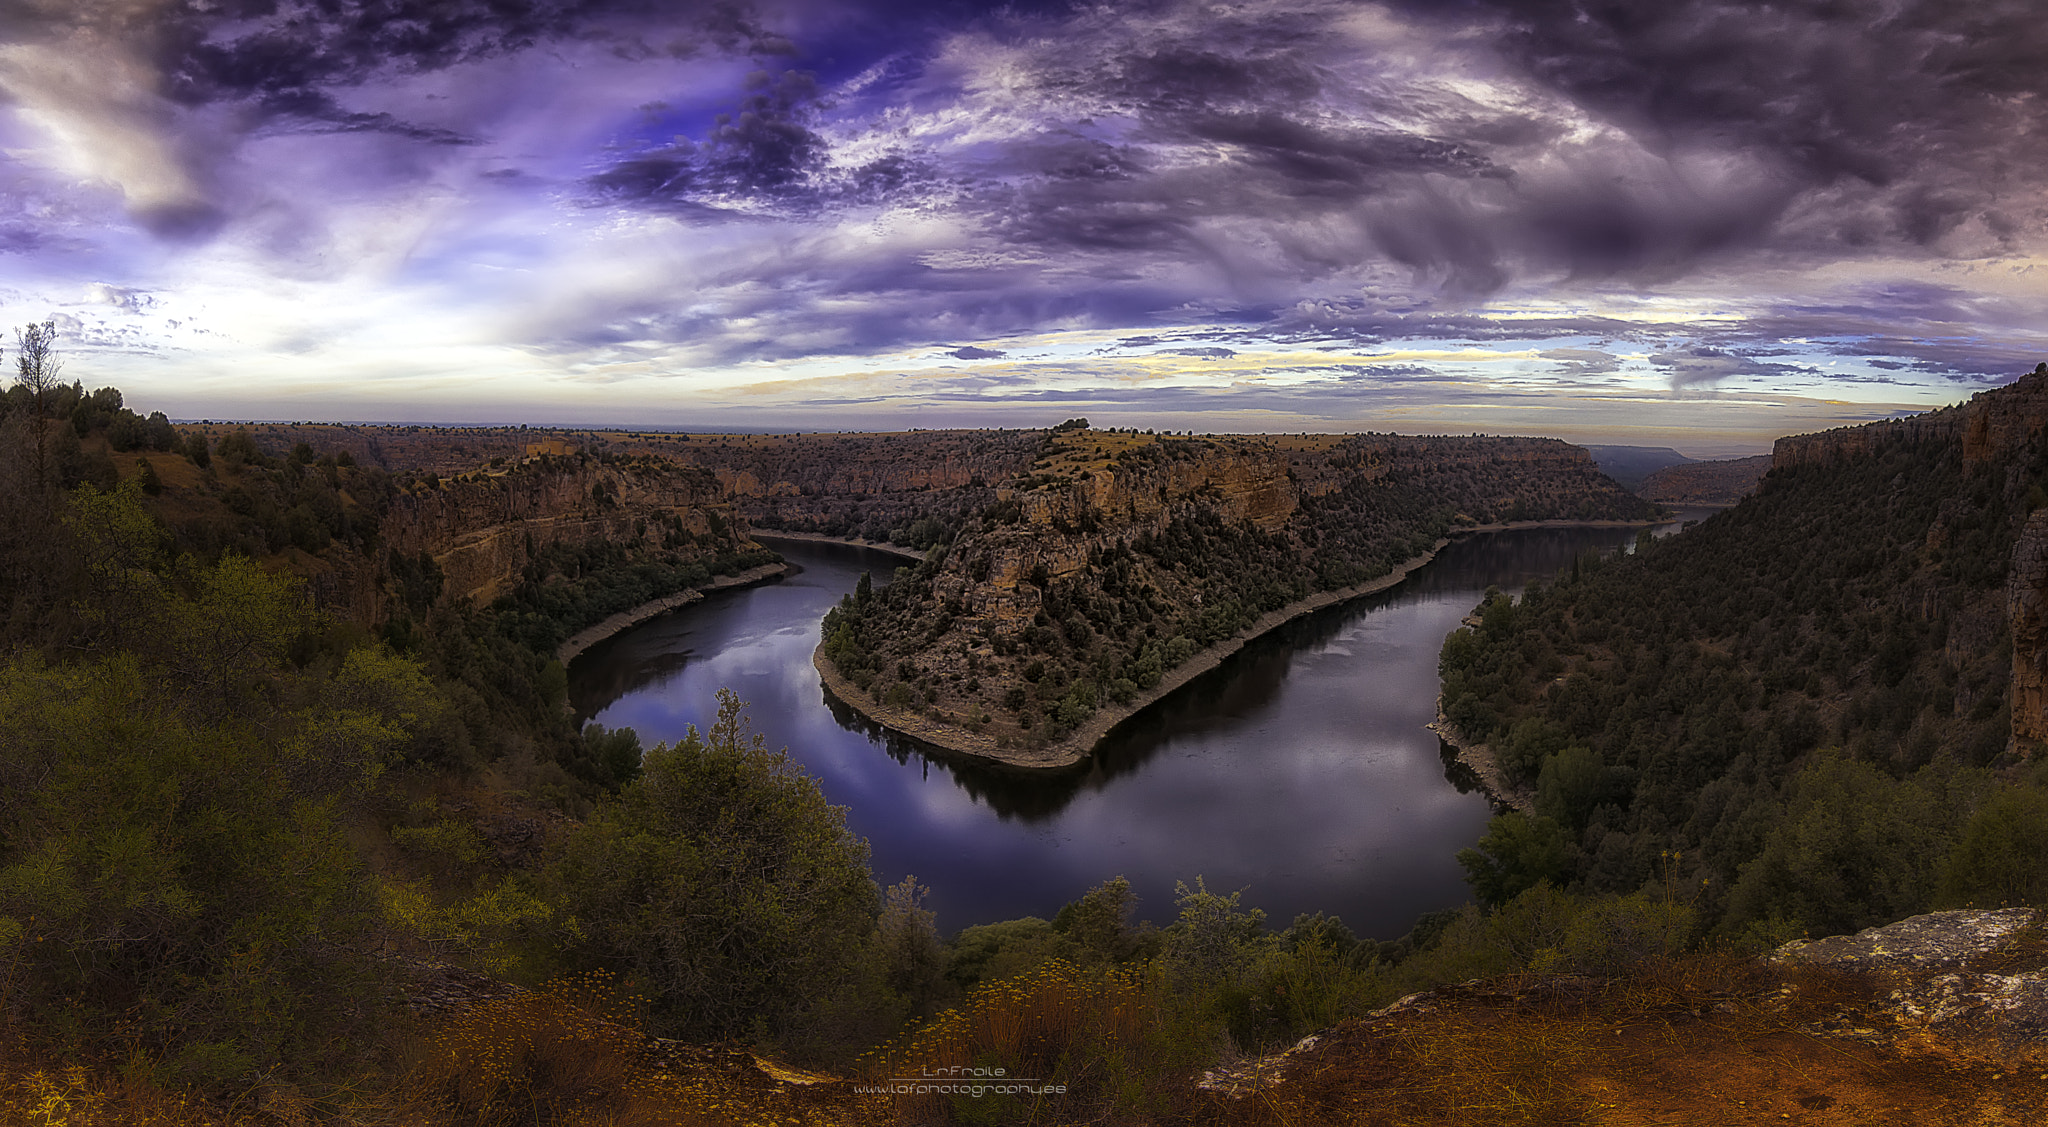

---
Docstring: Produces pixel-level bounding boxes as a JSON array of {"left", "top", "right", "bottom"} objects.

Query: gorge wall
[
  {"left": 305, "top": 456, "right": 754, "bottom": 627},
  {"left": 2010, "top": 509, "right": 2048, "bottom": 745}
]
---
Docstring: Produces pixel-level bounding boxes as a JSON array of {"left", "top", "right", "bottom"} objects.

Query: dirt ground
[{"left": 1198, "top": 965, "right": 2048, "bottom": 1127}]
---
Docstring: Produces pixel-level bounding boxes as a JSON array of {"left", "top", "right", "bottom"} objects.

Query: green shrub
[
  {"left": 1560, "top": 892, "right": 1694, "bottom": 974},
  {"left": 547, "top": 691, "right": 882, "bottom": 1056},
  {"left": 1457, "top": 812, "right": 1578, "bottom": 908},
  {"left": 1938, "top": 785, "right": 2048, "bottom": 908}
]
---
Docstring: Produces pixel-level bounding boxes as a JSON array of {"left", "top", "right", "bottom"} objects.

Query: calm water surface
[{"left": 569, "top": 518, "right": 1704, "bottom": 937}]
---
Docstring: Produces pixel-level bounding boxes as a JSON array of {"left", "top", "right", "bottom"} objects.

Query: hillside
[
  {"left": 1439, "top": 364, "right": 2048, "bottom": 937},
  {"left": 817, "top": 425, "right": 1662, "bottom": 766},
  {"left": 1638, "top": 454, "right": 1773, "bottom": 505}
]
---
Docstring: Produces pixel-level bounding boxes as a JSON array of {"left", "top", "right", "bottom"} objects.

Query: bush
[
  {"left": 1939, "top": 785, "right": 2048, "bottom": 907},
  {"left": 1723, "top": 752, "right": 1964, "bottom": 935},
  {"left": 1560, "top": 892, "right": 1694, "bottom": 974},
  {"left": 0, "top": 632, "right": 430, "bottom": 1084},
  {"left": 547, "top": 691, "right": 882, "bottom": 1055},
  {"left": 1456, "top": 812, "right": 1577, "bottom": 908}
]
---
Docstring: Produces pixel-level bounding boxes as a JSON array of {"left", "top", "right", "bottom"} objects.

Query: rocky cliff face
[
  {"left": 2010, "top": 508, "right": 2048, "bottom": 745},
  {"left": 1774, "top": 364, "right": 2048, "bottom": 472},
  {"left": 620, "top": 430, "right": 1045, "bottom": 544},
  {"left": 309, "top": 457, "right": 750, "bottom": 624},
  {"left": 931, "top": 440, "right": 1301, "bottom": 637}
]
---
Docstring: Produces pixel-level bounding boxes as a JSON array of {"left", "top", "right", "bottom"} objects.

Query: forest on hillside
[{"left": 1442, "top": 419, "right": 2048, "bottom": 937}]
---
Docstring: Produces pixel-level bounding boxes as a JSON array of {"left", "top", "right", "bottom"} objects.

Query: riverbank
[
  {"left": 750, "top": 530, "right": 927, "bottom": 562},
  {"left": 1427, "top": 700, "right": 1535, "bottom": 814},
  {"left": 814, "top": 516, "right": 1669, "bottom": 769},
  {"left": 556, "top": 562, "right": 789, "bottom": 666}
]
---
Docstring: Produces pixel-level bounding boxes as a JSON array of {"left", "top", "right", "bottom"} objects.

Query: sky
[{"left": 2, "top": 0, "right": 2046, "bottom": 453}]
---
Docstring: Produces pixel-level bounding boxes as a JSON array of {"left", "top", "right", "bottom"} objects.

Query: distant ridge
[
  {"left": 1638, "top": 454, "right": 1773, "bottom": 506},
  {"left": 1579, "top": 444, "right": 1693, "bottom": 490}
]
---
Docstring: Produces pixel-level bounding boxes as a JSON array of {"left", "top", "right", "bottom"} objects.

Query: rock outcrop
[
  {"left": 1775, "top": 908, "right": 2048, "bottom": 1048},
  {"left": 2011, "top": 509, "right": 2048, "bottom": 746},
  {"left": 306, "top": 456, "right": 754, "bottom": 626},
  {"left": 1774, "top": 908, "right": 2038, "bottom": 970}
]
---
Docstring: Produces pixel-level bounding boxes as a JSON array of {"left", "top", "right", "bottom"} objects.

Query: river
[{"left": 567, "top": 516, "right": 1707, "bottom": 938}]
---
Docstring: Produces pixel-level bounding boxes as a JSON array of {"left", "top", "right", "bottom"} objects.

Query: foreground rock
[
  {"left": 1774, "top": 907, "right": 2039, "bottom": 970},
  {"left": 1775, "top": 907, "right": 2048, "bottom": 1049}
]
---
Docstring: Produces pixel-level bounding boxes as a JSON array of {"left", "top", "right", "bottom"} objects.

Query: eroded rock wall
[
  {"left": 311, "top": 458, "right": 749, "bottom": 624},
  {"left": 2010, "top": 508, "right": 2048, "bottom": 746}
]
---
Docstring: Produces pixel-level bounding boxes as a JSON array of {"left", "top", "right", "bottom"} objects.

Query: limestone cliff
[
  {"left": 2010, "top": 508, "right": 2048, "bottom": 745},
  {"left": 603, "top": 429, "right": 1045, "bottom": 546},
  {"left": 1773, "top": 362, "right": 2048, "bottom": 472},
  {"left": 1638, "top": 454, "right": 1772, "bottom": 505},
  {"left": 306, "top": 456, "right": 754, "bottom": 626}
]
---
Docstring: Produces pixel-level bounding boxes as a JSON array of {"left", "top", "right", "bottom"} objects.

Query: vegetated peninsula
[{"left": 813, "top": 423, "right": 1661, "bottom": 766}]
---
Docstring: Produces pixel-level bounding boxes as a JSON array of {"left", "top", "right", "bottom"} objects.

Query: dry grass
[
  {"left": 1201, "top": 957, "right": 2048, "bottom": 1127},
  {"left": 0, "top": 1030, "right": 401, "bottom": 1127},
  {"left": 9, "top": 955, "right": 2048, "bottom": 1126},
  {"left": 400, "top": 970, "right": 880, "bottom": 1127},
  {"left": 867, "top": 959, "right": 1188, "bottom": 1125}
]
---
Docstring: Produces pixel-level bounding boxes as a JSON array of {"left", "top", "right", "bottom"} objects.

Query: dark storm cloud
[
  {"left": 8, "top": 0, "right": 2047, "bottom": 406},
  {"left": 949, "top": 345, "right": 1004, "bottom": 359},
  {"left": 857, "top": 0, "right": 2048, "bottom": 322},
  {"left": 1448, "top": 0, "right": 2048, "bottom": 249},
  {"left": 151, "top": 0, "right": 779, "bottom": 105},
  {"left": 1186, "top": 115, "right": 1503, "bottom": 190},
  {"left": 252, "top": 89, "right": 476, "bottom": 145}
]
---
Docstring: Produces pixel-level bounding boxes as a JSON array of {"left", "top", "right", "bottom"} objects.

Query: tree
[
  {"left": 547, "top": 690, "right": 880, "bottom": 1048},
  {"left": 1457, "top": 811, "right": 1578, "bottom": 908},
  {"left": 1161, "top": 876, "right": 1269, "bottom": 988},
  {"left": 876, "top": 875, "right": 946, "bottom": 1012},
  {"left": 1938, "top": 786, "right": 2048, "bottom": 908},
  {"left": 1053, "top": 874, "right": 1142, "bottom": 963},
  {"left": 12, "top": 321, "right": 62, "bottom": 492}
]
